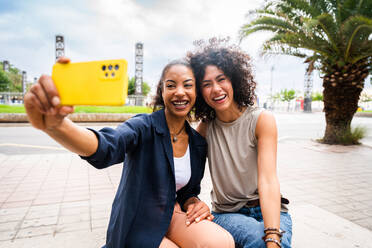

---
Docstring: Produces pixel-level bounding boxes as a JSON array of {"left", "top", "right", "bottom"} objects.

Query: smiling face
[
  {"left": 200, "top": 65, "right": 236, "bottom": 115},
  {"left": 162, "top": 64, "right": 196, "bottom": 119}
]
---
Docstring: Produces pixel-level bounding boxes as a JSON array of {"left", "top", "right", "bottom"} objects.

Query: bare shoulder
[
  {"left": 196, "top": 121, "right": 208, "bottom": 138},
  {"left": 256, "top": 110, "right": 277, "bottom": 137}
]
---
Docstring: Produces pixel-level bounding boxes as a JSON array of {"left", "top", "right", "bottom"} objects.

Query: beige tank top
[{"left": 206, "top": 107, "right": 287, "bottom": 212}]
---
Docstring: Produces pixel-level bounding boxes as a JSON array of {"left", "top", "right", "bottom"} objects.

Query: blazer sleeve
[{"left": 80, "top": 114, "right": 149, "bottom": 169}]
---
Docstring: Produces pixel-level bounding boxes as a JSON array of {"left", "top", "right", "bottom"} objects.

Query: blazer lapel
[
  {"left": 151, "top": 109, "right": 175, "bottom": 176},
  {"left": 161, "top": 133, "right": 175, "bottom": 176},
  {"left": 186, "top": 122, "right": 203, "bottom": 186}
]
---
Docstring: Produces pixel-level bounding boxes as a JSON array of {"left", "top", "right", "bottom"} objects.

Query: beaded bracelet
[{"left": 264, "top": 237, "right": 282, "bottom": 248}]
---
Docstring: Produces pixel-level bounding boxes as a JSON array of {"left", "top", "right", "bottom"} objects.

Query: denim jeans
[{"left": 212, "top": 206, "right": 292, "bottom": 248}]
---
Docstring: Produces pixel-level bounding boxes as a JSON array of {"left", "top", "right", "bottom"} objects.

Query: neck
[
  {"left": 216, "top": 103, "right": 246, "bottom": 123},
  {"left": 164, "top": 109, "right": 186, "bottom": 133}
]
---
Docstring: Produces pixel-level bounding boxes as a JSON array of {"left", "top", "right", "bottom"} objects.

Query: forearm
[
  {"left": 259, "top": 179, "right": 281, "bottom": 247},
  {"left": 259, "top": 180, "right": 281, "bottom": 228},
  {"left": 44, "top": 118, "right": 98, "bottom": 156}
]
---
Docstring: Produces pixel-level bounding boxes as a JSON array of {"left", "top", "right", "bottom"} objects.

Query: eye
[
  {"left": 166, "top": 84, "right": 175, "bottom": 88},
  {"left": 202, "top": 82, "right": 211, "bottom": 88},
  {"left": 184, "top": 83, "right": 194, "bottom": 88},
  {"left": 218, "top": 77, "right": 226, "bottom": 82}
]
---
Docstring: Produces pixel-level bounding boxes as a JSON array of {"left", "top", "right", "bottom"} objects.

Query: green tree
[
  {"left": 0, "top": 62, "right": 23, "bottom": 92},
  {"left": 128, "top": 77, "right": 151, "bottom": 96},
  {"left": 240, "top": 0, "right": 372, "bottom": 144},
  {"left": 279, "top": 89, "right": 296, "bottom": 111},
  {"left": 0, "top": 69, "right": 11, "bottom": 92},
  {"left": 7, "top": 71, "right": 22, "bottom": 92},
  {"left": 312, "top": 92, "right": 323, "bottom": 101}
]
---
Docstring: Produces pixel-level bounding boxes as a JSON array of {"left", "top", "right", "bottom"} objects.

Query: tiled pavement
[{"left": 0, "top": 138, "right": 372, "bottom": 247}]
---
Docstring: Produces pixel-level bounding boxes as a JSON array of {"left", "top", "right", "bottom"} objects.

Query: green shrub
[{"left": 336, "top": 126, "right": 367, "bottom": 145}]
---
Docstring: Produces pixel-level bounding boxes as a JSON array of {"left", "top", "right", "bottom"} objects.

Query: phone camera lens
[
  {"left": 102, "top": 65, "right": 106, "bottom": 71},
  {"left": 108, "top": 65, "right": 113, "bottom": 70},
  {"left": 111, "top": 72, "right": 115, "bottom": 77},
  {"left": 115, "top": 65, "right": 119, "bottom": 70}
]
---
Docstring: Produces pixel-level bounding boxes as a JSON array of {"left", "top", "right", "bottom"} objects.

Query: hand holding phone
[{"left": 52, "top": 59, "right": 129, "bottom": 106}]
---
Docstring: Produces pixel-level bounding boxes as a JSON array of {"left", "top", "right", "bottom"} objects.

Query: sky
[{"left": 0, "top": 0, "right": 370, "bottom": 100}]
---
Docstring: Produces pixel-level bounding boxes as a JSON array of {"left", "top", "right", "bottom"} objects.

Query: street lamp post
[
  {"left": 304, "top": 71, "right": 313, "bottom": 112},
  {"left": 55, "top": 35, "right": 65, "bottom": 61},
  {"left": 22, "top": 71, "right": 27, "bottom": 96},
  {"left": 3, "top": 60, "right": 9, "bottom": 72},
  {"left": 134, "top": 42, "right": 144, "bottom": 106}
]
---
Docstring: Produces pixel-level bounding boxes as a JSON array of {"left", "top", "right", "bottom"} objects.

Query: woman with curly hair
[{"left": 187, "top": 40, "right": 292, "bottom": 248}]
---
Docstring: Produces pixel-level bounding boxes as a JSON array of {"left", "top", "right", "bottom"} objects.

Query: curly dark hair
[
  {"left": 186, "top": 38, "right": 257, "bottom": 121},
  {"left": 151, "top": 60, "right": 196, "bottom": 119}
]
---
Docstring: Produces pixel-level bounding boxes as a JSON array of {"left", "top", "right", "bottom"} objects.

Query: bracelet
[
  {"left": 264, "top": 227, "right": 285, "bottom": 234},
  {"left": 264, "top": 237, "right": 281, "bottom": 248},
  {"left": 264, "top": 231, "right": 283, "bottom": 238}
]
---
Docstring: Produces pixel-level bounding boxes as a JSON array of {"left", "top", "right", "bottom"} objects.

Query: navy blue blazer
[{"left": 81, "top": 109, "right": 207, "bottom": 248}]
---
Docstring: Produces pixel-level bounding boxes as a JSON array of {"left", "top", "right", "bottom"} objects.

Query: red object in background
[{"left": 296, "top": 99, "right": 304, "bottom": 110}]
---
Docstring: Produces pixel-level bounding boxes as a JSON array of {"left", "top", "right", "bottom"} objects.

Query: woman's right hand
[{"left": 24, "top": 57, "right": 74, "bottom": 131}]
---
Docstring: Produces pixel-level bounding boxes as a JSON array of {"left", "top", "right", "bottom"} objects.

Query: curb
[
  {"left": 355, "top": 112, "right": 372, "bottom": 118},
  {"left": 0, "top": 113, "right": 136, "bottom": 123}
]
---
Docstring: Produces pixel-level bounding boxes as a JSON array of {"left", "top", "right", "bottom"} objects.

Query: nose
[
  {"left": 211, "top": 82, "right": 222, "bottom": 93},
  {"left": 175, "top": 85, "right": 186, "bottom": 96}
]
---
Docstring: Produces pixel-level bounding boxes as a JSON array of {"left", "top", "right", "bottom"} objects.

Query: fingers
[
  {"left": 188, "top": 206, "right": 207, "bottom": 223},
  {"left": 59, "top": 106, "right": 74, "bottom": 116},
  {"left": 38, "top": 75, "right": 60, "bottom": 108},
  {"left": 185, "top": 202, "right": 212, "bottom": 226},
  {"left": 56, "top": 56, "right": 70, "bottom": 64},
  {"left": 28, "top": 75, "right": 74, "bottom": 117},
  {"left": 29, "top": 84, "right": 49, "bottom": 114}
]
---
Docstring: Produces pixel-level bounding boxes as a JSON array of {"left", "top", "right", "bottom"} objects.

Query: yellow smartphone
[{"left": 52, "top": 59, "right": 128, "bottom": 106}]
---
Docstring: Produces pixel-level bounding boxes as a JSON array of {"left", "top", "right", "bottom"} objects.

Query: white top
[{"left": 174, "top": 145, "right": 191, "bottom": 192}]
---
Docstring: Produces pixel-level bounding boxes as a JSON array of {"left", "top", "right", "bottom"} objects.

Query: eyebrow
[
  {"left": 165, "top": 79, "right": 194, "bottom": 83},
  {"left": 202, "top": 73, "right": 225, "bottom": 83}
]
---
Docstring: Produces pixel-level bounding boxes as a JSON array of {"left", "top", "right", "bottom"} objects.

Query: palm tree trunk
[{"left": 321, "top": 62, "right": 368, "bottom": 144}]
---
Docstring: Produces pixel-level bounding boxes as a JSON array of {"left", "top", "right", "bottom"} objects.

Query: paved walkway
[{"left": 0, "top": 137, "right": 372, "bottom": 247}]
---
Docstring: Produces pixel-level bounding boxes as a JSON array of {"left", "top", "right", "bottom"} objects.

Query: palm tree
[{"left": 240, "top": 0, "right": 372, "bottom": 144}]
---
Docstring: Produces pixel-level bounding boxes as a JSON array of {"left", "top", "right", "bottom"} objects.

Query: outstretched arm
[{"left": 23, "top": 57, "right": 98, "bottom": 157}]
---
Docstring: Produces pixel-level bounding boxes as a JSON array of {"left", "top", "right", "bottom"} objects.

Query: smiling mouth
[
  {"left": 172, "top": 100, "right": 189, "bottom": 109},
  {"left": 213, "top": 95, "right": 226, "bottom": 102}
]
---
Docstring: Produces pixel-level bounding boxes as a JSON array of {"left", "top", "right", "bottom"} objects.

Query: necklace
[{"left": 171, "top": 125, "right": 185, "bottom": 143}]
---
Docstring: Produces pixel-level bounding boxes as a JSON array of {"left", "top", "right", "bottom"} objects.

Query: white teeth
[
  {"left": 213, "top": 95, "right": 226, "bottom": 101},
  {"left": 173, "top": 101, "right": 188, "bottom": 105}
]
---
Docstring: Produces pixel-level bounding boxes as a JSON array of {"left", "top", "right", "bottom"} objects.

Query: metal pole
[
  {"left": 22, "top": 71, "right": 27, "bottom": 95},
  {"left": 55, "top": 35, "right": 65, "bottom": 60},
  {"left": 134, "top": 42, "right": 144, "bottom": 106},
  {"left": 3, "top": 60, "right": 9, "bottom": 72},
  {"left": 304, "top": 71, "right": 313, "bottom": 112}
]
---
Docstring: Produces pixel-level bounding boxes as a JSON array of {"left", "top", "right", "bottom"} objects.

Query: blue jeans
[{"left": 212, "top": 206, "right": 292, "bottom": 248}]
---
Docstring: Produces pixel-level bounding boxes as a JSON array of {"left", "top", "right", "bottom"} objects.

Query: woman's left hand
[{"left": 185, "top": 199, "right": 214, "bottom": 226}]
